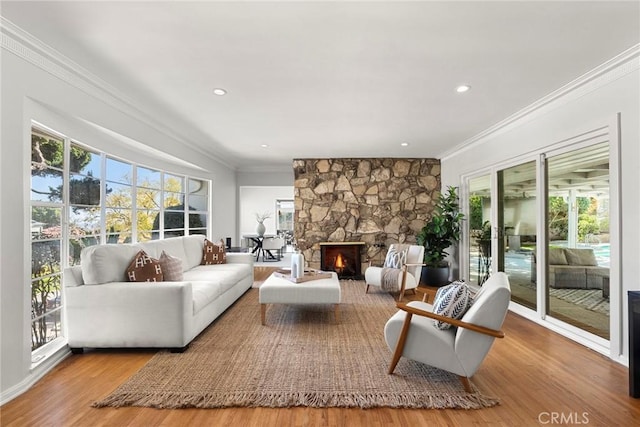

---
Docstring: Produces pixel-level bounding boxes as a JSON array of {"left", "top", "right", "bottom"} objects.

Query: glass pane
[
  {"left": 31, "top": 310, "right": 62, "bottom": 351},
  {"left": 467, "top": 175, "right": 491, "bottom": 286},
  {"left": 164, "top": 192, "right": 184, "bottom": 210},
  {"left": 105, "top": 182, "right": 132, "bottom": 208},
  {"left": 188, "top": 178, "right": 208, "bottom": 194},
  {"left": 105, "top": 208, "right": 132, "bottom": 240},
  {"left": 498, "top": 161, "right": 537, "bottom": 310},
  {"left": 31, "top": 207, "right": 61, "bottom": 240},
  {"left": 106, "top": 233, "right": 132, "bottom": 244},
  {"left": 137, "top": 210, "right": 159, "bottom": 239},
  {"left": 69, "top": 173, "right": 101, "bottom": 205},
  {"left": 189, "top": 229, "right": 207, "bottom": 236},
  {"left": 188, "top": 194, "right": 208, "bottom": 211},
  {"left": 137, "top": 167, "right": 161, "bottom": 189},
  {"left": 106, "top": 157, "right": 132, "bottom": 184},
  {"left": 69, "top": 143, "right": 100, "bottom": 175},
  {"left": 32, "top": 241, "right": 62, "bottom": 274},
  {"left": 164, "top": 174, "right": 184, "bottom": 192},
  {"left": 31, "top": 131, "right": 64, "bottom": 169},
  {"left": 189, "top": 213, "right": 206, "bottom": 229},
  {"left": 31, "top": 169, "right": 63, "bottom": 202},
  {"left": 164, "top": 229, "right": 185, "bottom": 238},
  {"left": 69, "top": 206, "right": 101, "bottom": 235},
  {"left": 137, "top": 187, "right": 161, "bottom": 210},
  {"left": 546, "top": 142, "right": 609, "bottom": 339},
  {"left": 164, "top": 210, "right": 185, "bottom": 229},
  {"left": 137, "top": 230, "right": 159, "bottom": 242}
]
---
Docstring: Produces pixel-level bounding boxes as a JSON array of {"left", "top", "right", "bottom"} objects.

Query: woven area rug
[{"left": 93, "top": 280, "right": 499, "bottom": 409}]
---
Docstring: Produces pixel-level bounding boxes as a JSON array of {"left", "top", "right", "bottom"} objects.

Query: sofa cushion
[
  {"left": 81, "top": 243, "right": 142, "bottom": 285},
  {"left": 126, "top": 250, "right": 164, "bottom": 282},
  {"left": 548, "top": 248, "right": 569, "bottom": 265},
  {"left": 184, "top": 263, "right": 251, "bottom": 294},
  {"left": 432, "top": 281, "right": 472, "bottom": 330},
  {"left": 201, "top": 239, "right": 226, "bottom": 265},
  {"left": 139, "top": 237, "right": 188, "bottom": 266},
  {"left": 158, "top": 251, "right": 184, "bottom": 281},
  {"left": 182, "top": 235, "right": 206, "bottom": 271},
  {"left": 191, "top": 281, "right": 223, "bottom": 314},
  {"left": 564, "top": 248, "right": 598, "bottom": 266}
]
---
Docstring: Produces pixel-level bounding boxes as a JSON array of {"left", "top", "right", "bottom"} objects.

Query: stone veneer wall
[{"left": 293, "top": 158, "right": 440, "bottom": 270}]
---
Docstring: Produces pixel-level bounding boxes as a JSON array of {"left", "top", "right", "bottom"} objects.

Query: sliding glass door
[
  {"left": 497, "top": 161, "right": 538, "bottom": 310},
  {"left": 464, "top": 137, "right": 611, "bottom": 343},
  {"left": 545, "top": 142, "right": 610, "bottom": 339}
]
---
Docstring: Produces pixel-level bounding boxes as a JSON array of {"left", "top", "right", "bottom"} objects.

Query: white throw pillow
[
  {"left": 383, "top": 246, "right": 407, "bottom": 269},
  {"left": 432, "top": 281, "right": 471, "bottom": 330}
]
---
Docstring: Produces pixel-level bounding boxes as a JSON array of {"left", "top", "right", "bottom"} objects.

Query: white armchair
[
  {"left": 384, "top": 272, "right": 511, "bottom": 392},
  {"left": 364, "top": 244, "right": 425, "bottom": 301}
]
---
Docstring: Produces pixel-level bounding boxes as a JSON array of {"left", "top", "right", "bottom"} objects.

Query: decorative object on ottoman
[{"left": 290, "top": 249, "right": 305, "bottom": 279}]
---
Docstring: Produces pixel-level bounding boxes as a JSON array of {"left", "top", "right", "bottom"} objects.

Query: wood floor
[{"left": 2, "top": 266, "right": 639, "bottom": 426}]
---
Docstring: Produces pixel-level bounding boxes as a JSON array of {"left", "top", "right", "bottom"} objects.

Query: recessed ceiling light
[
  {"left": 455, "top": 85, "right": 471, "bottom": 93},
  {"left": 213, "top": 88, "right": 227, "bottom": 96},
  {"left": 400, "top": 142, "right": 409, "bottom": 147},
  {"left": 260, "top": 144, "right": 269, "bottom": 148}
]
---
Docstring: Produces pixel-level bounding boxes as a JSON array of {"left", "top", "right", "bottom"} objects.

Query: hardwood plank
[{"left": 2, "top": 267, "right": 638, "bottom": 426}]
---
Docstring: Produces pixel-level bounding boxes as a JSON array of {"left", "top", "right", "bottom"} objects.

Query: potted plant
[{"left": 417, "top": 186, "right": 464, "bottom": 286}]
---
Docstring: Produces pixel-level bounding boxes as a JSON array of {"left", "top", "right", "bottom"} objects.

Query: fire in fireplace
[{"left": 320, "top": 242, "right": 365, "bottom": 279}]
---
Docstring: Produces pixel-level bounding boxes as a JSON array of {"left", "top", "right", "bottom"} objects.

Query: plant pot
[{"left": 420, "top": 266, "right": 450, "bottom": 287}]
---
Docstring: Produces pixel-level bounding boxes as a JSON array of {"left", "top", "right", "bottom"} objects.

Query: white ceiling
[{"left": 2, "top": 1, "right": 639, "bottom": 171}]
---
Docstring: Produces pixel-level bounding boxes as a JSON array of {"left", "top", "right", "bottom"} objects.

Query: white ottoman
[{"left": 259, "top": 271, "right": 341, "bottom": 325}]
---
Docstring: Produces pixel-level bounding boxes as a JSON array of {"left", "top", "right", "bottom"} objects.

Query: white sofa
[{"left": 63, "top": 235, "right": 253, "bottom": 353}]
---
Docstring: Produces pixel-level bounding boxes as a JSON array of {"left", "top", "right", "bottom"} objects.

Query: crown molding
[
  {"left": 1, "top": 17, "right": 236, "bottom": 171},
  {"left": 440, "top": 43, "right": 640, "bottom": 161}
]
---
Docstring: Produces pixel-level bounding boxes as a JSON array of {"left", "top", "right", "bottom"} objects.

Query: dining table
[{"left": 242, "top": 234, "right": 277, "bottom": 261}]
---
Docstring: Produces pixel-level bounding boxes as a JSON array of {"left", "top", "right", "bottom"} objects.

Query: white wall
[
  {"left": 238, "top": 186, "right": 294, "bottom": 243},
  {"left": 1, "top": 40, "right": 237, "bottom": 400},
  {"left": 441, "top": 54, "right": 639, "bottom": 364}
]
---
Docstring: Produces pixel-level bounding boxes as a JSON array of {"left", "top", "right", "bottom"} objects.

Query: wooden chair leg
[
  {"left": 459, "top": 376, "right": 473, "bottom": 393},
  {"left": 398, "top": 265, "right": 408, "bottom": 301},
  {"left": 365, "top": 284, "right": 370, "bottom": 294},
  {"left": 388, "top": 312, "right": 413, "bottom": 374}
]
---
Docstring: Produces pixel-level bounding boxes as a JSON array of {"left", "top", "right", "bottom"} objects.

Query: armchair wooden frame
[{"left": 388, "top": 301, "right": 505, "bottom": 393}]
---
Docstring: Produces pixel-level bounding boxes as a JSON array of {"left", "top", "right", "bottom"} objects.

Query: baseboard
[{"left": 0, "top": 347, "right": 70, "bottom": 405}]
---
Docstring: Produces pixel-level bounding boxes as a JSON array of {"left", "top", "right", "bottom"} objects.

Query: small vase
[{"left": 256, "top": 222, "right": 266, "bottom": 237}]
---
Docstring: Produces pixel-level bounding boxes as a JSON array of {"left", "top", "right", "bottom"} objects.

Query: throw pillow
[
  {"left": 383, "top": 246, "right": 407, "bottom": 269},
  {"left": 563, "top": 248, "right": 598, "bottom": 266},
  {"left": 432, "top": 281, "right": 472, "bottom": 330},
  {"left": 548, "top": 248, "right": 569, "bottom": 265},
  {"left": 201, "top": 239, "right": 226, "bottom": 265},
  {"left": 159, "top": 251, "right": 184, "bottom": 281},
  {"left": 126, "top": 250, "right": 163, "bottom": 282}
]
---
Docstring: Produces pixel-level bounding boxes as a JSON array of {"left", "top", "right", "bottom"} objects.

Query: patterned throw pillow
[
  {"left": 432, "top": 281, "right": 471, "bottom": 330},
  {"left": 126, "top": 250, "right": 163, "bottom": 282},
  {"left": 159, "top": 251, "right": 183, "bottom": 281},
  {"left": 201, "top": 239, "right": 226, "bottom": 265},
  {"left": 383, "top": 246, "right": 407, "bottom": 269}
]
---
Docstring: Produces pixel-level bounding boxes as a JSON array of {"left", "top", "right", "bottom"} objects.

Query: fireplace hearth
[{"left": 320, "top": 242, "right": 366, "bottom": 279}]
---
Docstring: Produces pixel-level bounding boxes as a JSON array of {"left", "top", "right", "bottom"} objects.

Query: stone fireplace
[
  {"left": 293, "top": 158, "right": 440, "bottom": 271},
  {"left": 320, "top": 242, "right": 366, "bottom": 279}
]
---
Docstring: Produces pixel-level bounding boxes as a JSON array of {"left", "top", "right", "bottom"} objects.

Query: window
[
  {"left": 30, "top": 129, "right": 65, "bottom": 352},
  {"left": 29, "top": 123, "right": 211, "bottom": 359}
]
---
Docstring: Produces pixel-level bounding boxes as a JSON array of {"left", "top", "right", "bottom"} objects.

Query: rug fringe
[{"left": 93, "top": 390, "right": 499, "bottom": 410}]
